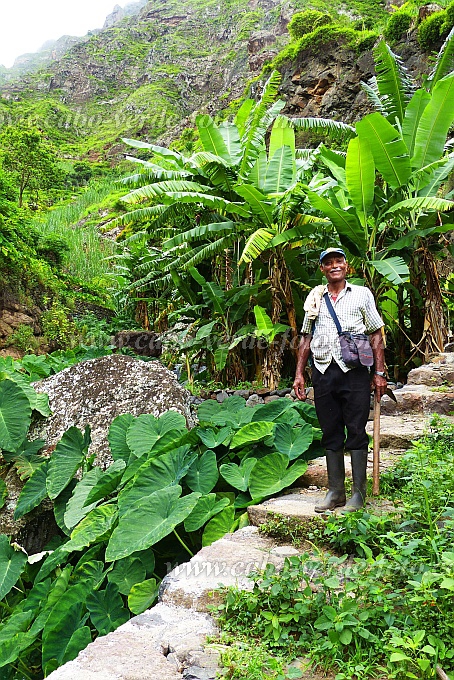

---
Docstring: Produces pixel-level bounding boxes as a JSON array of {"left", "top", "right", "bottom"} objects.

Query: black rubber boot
[
  {"left": 314, "top": 450, "right": 346, "bottom": 513},
  {"left": 343, "top": 449, "right": 368, "bottom": 512}
]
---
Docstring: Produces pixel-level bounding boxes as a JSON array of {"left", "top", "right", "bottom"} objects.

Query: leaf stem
[{"left": 173, "top": 530, "right": 194, "bottom": 557}]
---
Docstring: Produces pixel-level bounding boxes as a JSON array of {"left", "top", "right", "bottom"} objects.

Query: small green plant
[
  {"left": 418, "top": 11, "right": 448, "bottom": 50},
  {"left": 41, "top": 301, "right": 77, "bottom": 350},
  {"left": 384, "top": 10, "right": 413, "bottom": 42},
  {"left": 287, "top": 10, "right": 332, "bottom": 40},
  {"left": 8, "top": 324, "right": 39, "bottom": 354}
]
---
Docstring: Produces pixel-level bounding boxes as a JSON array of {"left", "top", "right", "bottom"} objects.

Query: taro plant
[{"left": 0, "top": 391, "right": 321, "bottom": 677}]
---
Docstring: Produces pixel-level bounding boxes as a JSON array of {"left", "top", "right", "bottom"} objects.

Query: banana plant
[{"left": 302, "top": 37, "right": 454, "bottom": 360}]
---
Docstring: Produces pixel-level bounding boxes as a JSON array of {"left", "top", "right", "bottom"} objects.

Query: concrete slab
[
  {"left": 47, "top": 604, "right": 218, "bottom": 680},
  {"left": 248, "top": 489, "right": 325, "bottom": 527},
  {"left": 159, "top": 526, "right": 301, "bottom": 612}
]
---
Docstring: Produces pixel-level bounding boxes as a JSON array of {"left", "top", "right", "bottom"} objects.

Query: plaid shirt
[{"left": 301, "top": 281, "right": 384, "bottom": 374}]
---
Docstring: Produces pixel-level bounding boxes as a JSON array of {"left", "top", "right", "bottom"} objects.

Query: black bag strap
[{"left": 323, "top": 292, "right": 343, "bottom": 335}]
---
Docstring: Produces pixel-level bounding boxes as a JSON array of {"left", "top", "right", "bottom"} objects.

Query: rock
[
  {"left": 380, "top": 384, "right": 454, "bottom": 416},
  {"left": 445, "top": 342, "right": 454, "bottom": 353},
  {"left": 418, "top": 3, "right": 443, "bottom": 21},
  {"left": 407, "top": 353, "right": 454, "bottom": 386},
  {"left": 366, "top": 415, "right": 429, "bottom": 448},
  {"left": 159, "top": 526, "right": 303, "bottom": 612},
  {"left": 30, "top": 355, "right": 195, "bottom": 468},
  {"left": 276, "top": 388, "right": 291, "bottom": 397},
  {"left": 113, "top": 331, "right": 162, "bottom": 357},
  {"left": 248, "top": 489, "right": 327, "bottom": 526},
  {"left": 47, "top": 603, "right": 216, "bottom": 680},
  {"left": 233, "top": 390, "right": 250, "bottom": 398},
  {"left": 246, "top": 394, "right": 264, "bottom": 407},
  {"left": 216, "top": 391, "right": 229, "bottom": 403},
  {"left": 264, "top": 395, "right": 280, "bottom": 403}
]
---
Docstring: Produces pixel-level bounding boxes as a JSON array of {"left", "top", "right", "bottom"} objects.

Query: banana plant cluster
[
  {"left": 0, "top": 377, "right": 321, "bottom": 677},
  {"left": 110, "top": 34, "right": 454, "bottom": 382}
]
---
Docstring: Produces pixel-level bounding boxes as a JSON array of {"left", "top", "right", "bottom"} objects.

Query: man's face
[{"left": 320, "top": 255, "right": 348, "bottom": 284}]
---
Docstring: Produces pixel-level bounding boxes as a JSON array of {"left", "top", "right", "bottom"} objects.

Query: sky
[{"left": 0, "top": 1, "right": 122, "bottom": 68}]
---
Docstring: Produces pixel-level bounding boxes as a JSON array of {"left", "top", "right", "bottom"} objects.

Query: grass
[{"left": 32, "top": 178, "right": 121, "bottom": 284}]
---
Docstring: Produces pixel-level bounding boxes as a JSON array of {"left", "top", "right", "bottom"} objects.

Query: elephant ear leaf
[
  {"left": 248, "top": 453, "right": 308, "bottom": 499},
  {"left": 0, "top": 380, "right": 32, "bottom": 453},
  {"left": 274, "top": 423, "right": 313, "bottom": 460},
  {"left": 105, "top": 486, "right": 200, "bottom": 561},
  {"left": 128, "top": 578, "right": 159, "bottom": 615},
  {"left": 220, "top": 458, "right": 257, "bottom": 491},
  {"left": 184, "top": 494, "right": 231, "bottom": 532},
  {"left": 86, "top": 582, "right": 130, "bottom": 635},
  {"left": 230, "top": 421, "right": 275, "bottom": 449},
  {"left": 47, "top": 426, "right": 90, "bottom": 500},
  {"left": 202, "top": 504, "right": 235, "bottom": 547},
  {"left": 185, "top": 450, "right": 219, "bottom": 494},
  {"left": 14, "top": 461, "right": 50, "bottom": 521},
  {"left": 108, "top": 414, "right": 134, "bottom": 462},
  {"left": 0, "top": 535, "right": 27, "bottom": 600}
]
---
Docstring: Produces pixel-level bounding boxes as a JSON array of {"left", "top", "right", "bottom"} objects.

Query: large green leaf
[
  {"left": 0, "top": 535, "right": 27, "bottom": 600},
  {"left": 373, "top": 41, "right": 413, "bottom": 124},
  {"left": 43, "top": 601, "right": 84, "bottom": 675},
  {"left": 62, "top": 505, "right": 118, "bottom": 553},
  {"left": 402, "top": 89, "right": 431, "bottom": 159},
  {"left": 126, "top": 412, "right": 186, "bottom": 458},
  {"left": 248, "top": 454, "right": 308, "bottom": 499},
  {"left": 251, "top": 399, "right": 294, "bottom": 422},
  {"left": 86, "top": 582, "right": 130, "bottom": 636},
  {"left": 369, "top": 257, "right": 410, "bottom": 285},
  {"left": 197, "top": 426, "right": 232, "bottom": 449},
  {"left": 218, "top": 121, "right": 242, "bottom": 162},
  {"left": 273, "top": 422, "right": 313, "bottom": 460},
  {"left": 412, "top": 74, "right": 454, "bottom": 170},
  {"left": 0, "top": 611, "right": 36, "bottom": 668},
  {"left": 14, "top": 460, "right": 49, "bottom": 521},
  {"left": 84, "top": 460, "right": 126, "bottom": 506},
  {"left": 189, "top": 267, "right": 226, "bottom": 315},
  {"left": 247, "top": 150, "right": 267, "bottom": 190},
  {"left": 269, "top": 116, "right": 296, "bottom": 159},
  {"left": 385, "top": 196, "right": 454, "bottom": 215},
  {"left": 128, "top": 578, "right": 159, "bottom": 615},
  {"left": 107, "top": 557, "right": 146, "bottom": 596},
  {"left": 0, "top": 479, "right": 6, "bottom": 511},
  {"left": 46, "top": 426, "right": 90, "bottom": 500},
  {"left": 219, "top": 458, "right": 258, "bottom": 492},
  {"left": 318, "top": 146, "right": 346, "bottom": 185},
  {"left": 106, "top": 486, "right": 200, "bottom": 561},
  {"left": 345, "top": 136, "right": 375, "bottom": 226},
  {"left": 307, "top": 191, "right": 366, "bottom": 256},
  {"left": 356, "top": 113, "right": 411, "bottom": 189},
  {"left": 185, "top": 450, "right": 219, "bottom": 494},
  {"left": 202, "top": 505, "right": 235, "bottom": 547},
  {"left": 184, "top": 494, "right": 231, "bottom": 532},
  {"left": 0, "top": 380, "right": 32, "bottom": 453},
  {"left": 230, "top": 421, "right": 275, "bottom": 449},
  {"left": 108, "top": 414, "right": 134, "bottom": 462},
  {"left": 417, "top": 153, "right": 454, "bottom": 197},
  {"left": 427, "top": 27, "right": 454, "bottom": 90},
  {"left": 119, "top": 446, "right": 196, "bottom": 514},
  {"left": 62, "top": 627, "right": 92, "bottom": 665},
  {"left": 233, "top": 184, "right": 273, "bottom": 226},
  {"left": 239, "top": 228, "right": 275, "bottom": 263},
  {"left": 64, "top": 467, "right": 102, "bottom": 530},
  {"left": 263, "top": 145, "right": 295, "bottom": 194},
  {"left": 196, "top": 115, "right": 231, "bottom": 161}
]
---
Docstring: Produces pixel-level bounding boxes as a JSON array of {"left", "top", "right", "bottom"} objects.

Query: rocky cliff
[{"left": 0, "top": 0, "right": 393, "bottom": 158}]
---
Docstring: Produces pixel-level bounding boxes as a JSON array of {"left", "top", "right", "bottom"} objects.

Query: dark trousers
[{"left": 312, "top": 362, "right": 371, "bottom": 451}]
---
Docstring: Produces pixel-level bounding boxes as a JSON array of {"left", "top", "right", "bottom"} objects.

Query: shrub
[
  {"left": 287, "top": 10, "right": 332, "bottom": 40},
  {"left": 417, "top": 11, "right": 447, "bottom": 50},
  {"left": 442, "top": 0, "right": 454, "bottom": 33},
  {"left": 384, "top": 10, "right": 413, "bottom": 42},
  {"left": 8, "top": 324, "right": 39, "bottom": 354},
  {"left": 36, "top": 233, "right": 70, "bottom": 268}
]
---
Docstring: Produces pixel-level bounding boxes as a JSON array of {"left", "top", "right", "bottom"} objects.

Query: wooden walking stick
[
  {"left": 373, "top": 387, "right": 397, "bottom": 495},
  {"left": 372, "top": 392, "right": 381, "bottom": 496}
]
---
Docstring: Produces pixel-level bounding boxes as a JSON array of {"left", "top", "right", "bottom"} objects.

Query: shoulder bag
[{"left": 324, "top": 293, "right": 374, "bottom": 368}]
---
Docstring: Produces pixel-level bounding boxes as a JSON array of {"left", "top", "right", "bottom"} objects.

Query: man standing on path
[{"left": 293, "top": 248, "right": 388, "bottom": 512}]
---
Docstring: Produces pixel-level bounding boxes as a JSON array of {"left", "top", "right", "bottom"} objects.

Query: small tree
[{"left": 0, "top": 126, "right": 64, "bottom": 208}]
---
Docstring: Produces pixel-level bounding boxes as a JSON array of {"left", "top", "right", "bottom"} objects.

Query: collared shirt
[{"left": 301, "top": 281, "right": 384, "bottom": 374}]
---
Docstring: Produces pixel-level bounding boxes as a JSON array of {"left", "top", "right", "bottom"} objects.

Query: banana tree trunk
[
  {"left": 422, "top": 247, "right": 448, "bottom": 357},
  {"left": 262, "top": 255, "right": 284, "bottom": 390}
]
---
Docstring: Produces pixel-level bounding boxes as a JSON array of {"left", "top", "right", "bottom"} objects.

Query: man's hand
[
  {"left": 293, "top": 374, "right": 307, "bottom": 401},
  {"left": 372, "top": 374, "right": 387, "bottom": 402}
]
